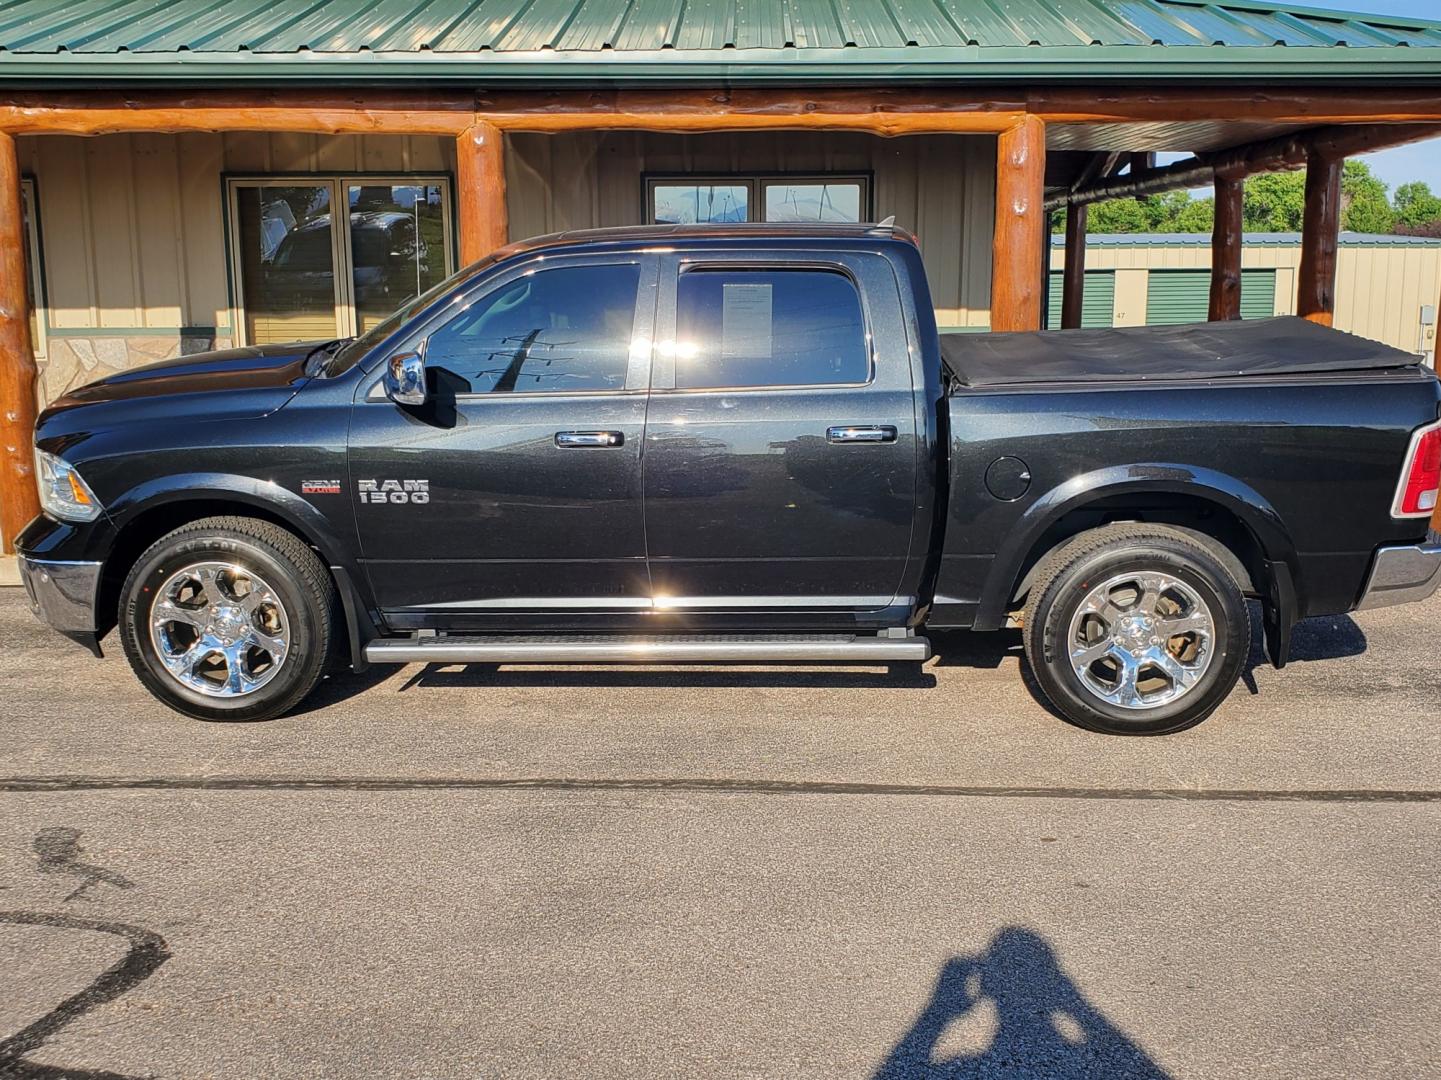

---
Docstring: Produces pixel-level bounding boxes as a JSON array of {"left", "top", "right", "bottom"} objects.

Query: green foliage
[
  {"left": 1394, "top": 180, "right": 1441, "bottom": 229},
  {"left": 1067, "top": 159, "right": 1430, "bottom": 237}
]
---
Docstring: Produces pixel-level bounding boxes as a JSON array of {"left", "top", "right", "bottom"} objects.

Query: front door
[
  {"left": 641, "top": 248, "right": 919, "bottom": 618},
  {"left": 349, "top": 253, "right": 657, "bottom": 618}
]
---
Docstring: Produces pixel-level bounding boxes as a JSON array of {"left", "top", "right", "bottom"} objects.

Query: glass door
[
  {"left": 229, "top": 177, "right": 454, "bottom": 346},
  {"left": 232, "top": 182, "right": 340, "bottom": 345}
]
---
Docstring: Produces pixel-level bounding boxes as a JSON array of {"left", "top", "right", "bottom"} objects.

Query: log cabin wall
[
  {"left": 16, "top": 132, "right": 457, "bottom": 402},
  {"left": 505, "top": 131, "right": 997, "bottom": 330},
  {"left": 17, "top": 129, "right": 995, "bottom": 403}
]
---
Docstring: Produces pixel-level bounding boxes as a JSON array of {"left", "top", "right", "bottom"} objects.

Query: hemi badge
[{"left": 302, "top": 480, "right": 342, "bottom": 495}]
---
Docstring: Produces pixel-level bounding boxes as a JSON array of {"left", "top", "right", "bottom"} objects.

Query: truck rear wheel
[
  {"left": 1022, "top": 525, "right": 1250, "bottom": 735},
  {"left": 118, "top": 516, "right": 336, "bottom": 722}
]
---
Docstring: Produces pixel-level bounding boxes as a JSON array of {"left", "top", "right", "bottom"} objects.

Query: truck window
[
  {"left": 422, "top": 263, "right": 640, "bottom": 394},
  {"left": 673, "top": 267, "right": 870, "bottom": 390}
]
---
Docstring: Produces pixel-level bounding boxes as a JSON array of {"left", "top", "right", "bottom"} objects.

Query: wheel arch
[
  {"left": 97, "top": 478, "right": 375, "bottom": 666},
  {"left": 975, "top": 464, "right": 1297, "bottom": 633}
]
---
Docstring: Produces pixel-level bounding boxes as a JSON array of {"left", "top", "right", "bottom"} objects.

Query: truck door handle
[
  {"left": 555, "top": 430, "right": 625, "bottom": 448},
  {"left": 827, "top": 425, "right": 897, "bottom": 444}
]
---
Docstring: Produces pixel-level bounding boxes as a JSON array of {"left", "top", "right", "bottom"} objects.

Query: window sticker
[{"left": 721, "top": 282, "right": 773, "bottom": 359}]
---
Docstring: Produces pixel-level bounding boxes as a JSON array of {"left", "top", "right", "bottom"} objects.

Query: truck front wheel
[
  {"left": 1022, "top": 525, "right": 1250, "bottom": 735},
  {"left": 118, "top": 516, "right": 336, "bottom": 722}
]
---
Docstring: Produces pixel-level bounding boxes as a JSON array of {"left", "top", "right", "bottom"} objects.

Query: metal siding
[
  {"left": 504, "top": 129, "right": 995, "bottom": 326},
  {"left": 1145, "top": 268, "right": 1276, "bottom": 324},
  {"left": 1046, "top": 270, "right": 1115, "bottom": 329}
]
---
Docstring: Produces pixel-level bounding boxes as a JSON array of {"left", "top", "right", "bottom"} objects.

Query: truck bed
[{"left": 941, "top": 316, "right": 1423, "bottom": 389}]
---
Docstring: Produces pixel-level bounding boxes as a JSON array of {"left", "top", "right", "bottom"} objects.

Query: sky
[{"left": 1296, "top": 0, "right": 1439, "bottom": 192}]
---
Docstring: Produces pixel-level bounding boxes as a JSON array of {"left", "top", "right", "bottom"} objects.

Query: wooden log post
[
  {"left": 992, "top": 116, "right": 1047, "bottom": 333},
  {"left": 1209, "top": 172, "right": 1245, "bottom": 321},
  {"left": 0, "top": 131, "right": 39, "bottom": 554},
  {"left": 1060, "top": 203, "right": 1087, "bottom": 329},
  {"left": 456, "top": 123, "right": 509, "bottom": 266},
  {"left": 1298, "top": 152, "right": 1343, "bottom": 326}
]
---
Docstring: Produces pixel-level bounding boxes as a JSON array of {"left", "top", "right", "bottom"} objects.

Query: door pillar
[
  {"left": 992, "top": 116, "right": 1047, "bottom": 332},
  {"left": 1298, "top": 152, "right": 1343, "bottom": 326},
  {"left": 0, "top": 131, "right": 39, "bottom": 553},
  {"left": 456, "top": 122, "right": 508, "bottom": 266}
]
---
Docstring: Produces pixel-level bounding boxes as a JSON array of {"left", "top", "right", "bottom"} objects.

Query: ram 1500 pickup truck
[{"left": 18, "top": 223, "right": 1441, "bottom": 734}]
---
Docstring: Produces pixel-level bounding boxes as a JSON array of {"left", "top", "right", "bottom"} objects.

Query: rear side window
[
  {"left": 673, "top": 268, "right": 870, "bottom": 390},
  {"left": 423, "top": 263, "right": 640, "bottom": 394}
]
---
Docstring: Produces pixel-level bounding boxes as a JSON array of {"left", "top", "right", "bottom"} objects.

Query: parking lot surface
[{"left": 1, "top": 588, "right": 1437, "bottom": 1078}]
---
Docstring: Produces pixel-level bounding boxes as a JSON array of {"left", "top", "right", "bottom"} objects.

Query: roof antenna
[{"left": 877, "top": 214, "right": 896, "bottom": 227}]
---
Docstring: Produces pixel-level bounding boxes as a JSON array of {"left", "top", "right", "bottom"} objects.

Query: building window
[
  {"left": 227, "top": 177, "right": 454, "bottom": 346},
  {"left": 647, "top": 176, "right": 870, "bottom": 226},
  {"left": 20, "top": 179, "right": 44, "bottom": 359}
]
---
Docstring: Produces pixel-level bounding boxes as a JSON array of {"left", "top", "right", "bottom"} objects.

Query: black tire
[
  {"left": 1022, "top": 524, "right": 1250, "bottom": 736},
  {"left": 118, "top": 516, "right": 336, "bottom": 722}
]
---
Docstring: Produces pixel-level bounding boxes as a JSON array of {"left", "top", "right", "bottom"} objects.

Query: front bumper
[
  {"left": 18, "top": 556, "right": 103, "bottom": 634},
  {"left": 1356, "top": 532, "right": 1441, "bottom": 611}
]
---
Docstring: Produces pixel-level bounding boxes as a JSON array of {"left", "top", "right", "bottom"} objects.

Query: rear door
[{"left": 641, "top": 247, "right": 919, "bottom": 617}]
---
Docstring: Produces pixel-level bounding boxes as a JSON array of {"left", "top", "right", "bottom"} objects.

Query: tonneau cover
[{"left": 943, "top": 316, "right": 1421, "bottom": 388}]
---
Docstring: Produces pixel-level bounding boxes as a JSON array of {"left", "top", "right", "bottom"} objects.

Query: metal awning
[{"left": 1, "top": 0, "right": 1440, "bottom": 85}]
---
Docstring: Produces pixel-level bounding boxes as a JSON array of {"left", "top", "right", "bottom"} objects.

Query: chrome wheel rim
[
  {"left": 1066, "top": 570, "right": 1215, "bottom": 711},
  {"left": 148, "top": 561, "right": 290, "bottom": 698}
]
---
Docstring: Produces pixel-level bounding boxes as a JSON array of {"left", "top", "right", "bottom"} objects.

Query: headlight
[{"left": 35, "top": 449, "right": 103, "bottom": 523}]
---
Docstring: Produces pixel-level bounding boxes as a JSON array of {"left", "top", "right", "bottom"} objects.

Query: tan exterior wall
[
  {"left": 1050, "top": 239, "right": 1441, "bottom": 357},
  {"left": 17, "top": 132, "right": 457, "bottom": 401},
  {"left": 505, "top": 131, "right": 996, "bottom": 329},
  {"left": 19, "top": 129, "right": 996, "bottom": 403}
]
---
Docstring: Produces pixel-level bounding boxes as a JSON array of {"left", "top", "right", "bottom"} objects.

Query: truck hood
[{"left": 36, "top": 342, "right": 326, "bottom": 441}]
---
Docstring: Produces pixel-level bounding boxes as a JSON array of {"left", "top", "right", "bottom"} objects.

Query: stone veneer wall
[{"left": 36, "top": 334, "right": 231, "bottom": 404}]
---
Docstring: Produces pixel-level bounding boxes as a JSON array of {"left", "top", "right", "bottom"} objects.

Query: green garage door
[
  {"left": 1047, "top": 270, "right": 1115, "bottom": 329},
  {"left": 1145, "top": 269, "right": 1277, "bottom": 324}
]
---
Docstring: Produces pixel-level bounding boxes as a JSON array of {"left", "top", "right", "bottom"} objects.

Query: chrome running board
[{"left": 363, "top": 632, "right": 931, "bottom": 665}]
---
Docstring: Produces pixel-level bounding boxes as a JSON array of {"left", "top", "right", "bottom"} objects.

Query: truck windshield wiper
[{"left": 304, "top": 339, "right": 350, "bottom": 377}]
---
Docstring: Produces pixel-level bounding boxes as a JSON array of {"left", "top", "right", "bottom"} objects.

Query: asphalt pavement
[{"left": 0, "top": 587, "right": 1437, "bottom": 1078}]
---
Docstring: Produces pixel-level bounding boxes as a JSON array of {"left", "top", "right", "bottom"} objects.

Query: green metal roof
[{"left": 1, "top": 0, "right": 1440, "bottom": 85}]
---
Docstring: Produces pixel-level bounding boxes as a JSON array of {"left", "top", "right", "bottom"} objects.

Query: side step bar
[{"left": 363, "top": 632, "right": 931, "bottom": 665}]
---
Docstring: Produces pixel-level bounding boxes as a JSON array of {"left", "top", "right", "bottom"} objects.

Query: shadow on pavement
[{"left": 875, "top": 927, "right": 1171, "bottom": 1080}]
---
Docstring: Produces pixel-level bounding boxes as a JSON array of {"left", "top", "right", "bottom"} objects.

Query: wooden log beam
[
  {"left": 0, "top": 90, "right": 478, "bottom": 136},
  {"left": 1209, "top": 172, "right": 1244, "bottom": 322},
  {"left": 0, "top": 88, "right": 1026, "bottom": 138},
  {"left": 0, "top": 132, "right": 39, "bottom": 553},
  {"left": 992, "top": 116, "right": 1047, "bottom": 333},
  {"left": 1061, "top": 203, "right": 1088, "bottom": 330},
  {"left": 1030, "top": 88, "right": 1441, "bottom": 125},
  {"left": 1298, "top": 153, "right": 1343, "bottom": 326},
  {"left": 475, "top": 89, "right": 1024, "bottom": 135},
  {"left": 456, "top": 123, "right": 509, "bottom": 266},
  {"left": 1051, "top": 122, "right": 1441, "bottom": 209}
]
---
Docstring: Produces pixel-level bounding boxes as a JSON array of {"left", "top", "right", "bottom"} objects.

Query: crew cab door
[
  {"left": 348, "top": 253, "right": 657, "bottom": 616},
  {"left": 642, "top": 248, "right": 919, "bottom": 616}
]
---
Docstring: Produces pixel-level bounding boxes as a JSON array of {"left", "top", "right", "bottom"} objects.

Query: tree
[
  {"left": 1394, "top": 180, "right": 1441, "bottom": 230},
  {"left": 1340, "top": 159, "right": 1395, "bottom": 234},
  {"left": 1242, "top": 172, "right": 1305, "bottom": 231}
]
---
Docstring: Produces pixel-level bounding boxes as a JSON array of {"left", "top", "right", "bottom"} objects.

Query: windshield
[{"left": 324, "top": 247, "right": 512, "bottom": 376}]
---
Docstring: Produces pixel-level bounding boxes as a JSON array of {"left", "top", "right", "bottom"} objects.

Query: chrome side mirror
[{"left": 383, "top": 351, "right": 426, "bottom": 407}]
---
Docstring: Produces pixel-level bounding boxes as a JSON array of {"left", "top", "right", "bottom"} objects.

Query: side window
[
  {"left": 423, "top": 263, "right": 640, "bottom": 394},
  {"left": 673, "top": 268, "right": 869, "bottom": 390}
]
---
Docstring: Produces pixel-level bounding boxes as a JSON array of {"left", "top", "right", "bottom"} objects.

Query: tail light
[{"left": 1393, "top": 419, "right": 1441, "bottom": 518}]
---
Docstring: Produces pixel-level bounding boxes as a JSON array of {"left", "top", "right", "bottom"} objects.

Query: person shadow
[{"left": 875, "top": 927, "right": 1172, "bottom": 1080}]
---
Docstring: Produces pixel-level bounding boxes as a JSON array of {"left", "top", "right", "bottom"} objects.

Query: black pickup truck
[{"left": 18, "top": 223, "right": 1441, "bottom": 735}]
